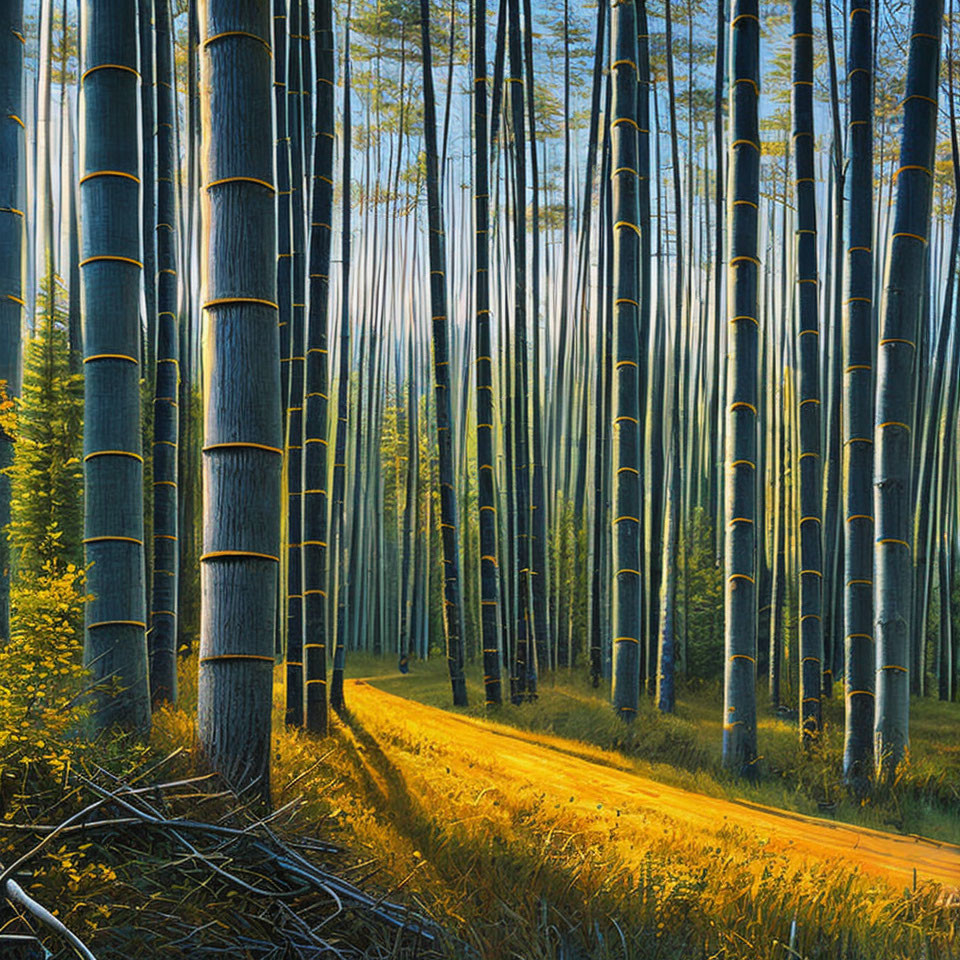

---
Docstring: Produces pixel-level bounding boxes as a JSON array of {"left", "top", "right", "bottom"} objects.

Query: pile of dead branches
[{"left": 0, "top": 750, "right": 461, "bottom": 958}]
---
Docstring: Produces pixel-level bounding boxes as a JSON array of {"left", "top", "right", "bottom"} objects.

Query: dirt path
[{"left": 345, "top": 679, "right": 960, "bottom": 894}]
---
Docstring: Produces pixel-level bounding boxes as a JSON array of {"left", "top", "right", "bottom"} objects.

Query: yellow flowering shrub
[{"left": 0, "top": 562, "right": 88, "bottom": 803}]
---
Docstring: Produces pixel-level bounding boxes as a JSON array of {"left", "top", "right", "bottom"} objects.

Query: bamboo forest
[{"left": 1, "top": 0, "right": 960, "bottom": 957}]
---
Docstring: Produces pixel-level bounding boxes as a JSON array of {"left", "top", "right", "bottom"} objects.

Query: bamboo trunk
[
  {"left": 873, "top": 1, "right": 942, "bottom": 783},
  {"left": 792, "top": 0, "right": 823, "bottom": 746},
  {"left": 0, "top": 0, "right": 24, "bottom": 647},
  {"left": 420, "top": 0, "right": 467, "bottom": 706},
  {"left": 722, "top": 0, "right": 760, "bottom": 774},
  {"left": 80, "top": 0, "right": 150, "bottom": 732},
  {"left": 149, "top": 0, "right": 180, "bottom": 706},
  {"left": 609, "top": 0, "right": 641, "bottom": 720},
  {"left": 196, "top": 0, "right": 280, "bottom": 796},
  {"left": 303, "top": 0, "right": 334, "bottom": 735},
  {"left": 474, "top": 0, "right": 502, "bottom": 706}
]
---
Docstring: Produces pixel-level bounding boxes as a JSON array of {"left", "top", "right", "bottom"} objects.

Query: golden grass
[
  {"left": 360, "top": 654, "right": 960, "bottom": 845},
  {"left": 148, "top": 654, "right": 959, "bottom": 960}
]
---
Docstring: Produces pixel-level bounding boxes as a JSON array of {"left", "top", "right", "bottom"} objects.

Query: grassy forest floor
[
  {"left": 350, "top": 655, "right": 960, "bottom": 846},
  {"left": 4, "top": 653, "right": 958, "bottom": 959},
  {"left": 162, "top": 654, "right": 956, "bottom": 959}
]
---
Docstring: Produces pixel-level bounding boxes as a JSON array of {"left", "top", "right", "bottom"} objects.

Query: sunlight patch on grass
[{"left": 358, "top": 654, "right": 960, "bottom": 846}]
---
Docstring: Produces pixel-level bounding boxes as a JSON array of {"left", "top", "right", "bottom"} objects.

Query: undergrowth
[
  {"left": 258, "top": 657, "right": 959, "bottom": 960},
  {"left": 2, "top": 632, "right": 956, "bottom": 959},
  {"left": 356, "top": 653, "right": 960, "bottom": 846}
]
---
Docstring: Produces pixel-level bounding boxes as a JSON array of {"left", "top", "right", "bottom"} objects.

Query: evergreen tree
[{"left": 7, "top": 275, "right": 83, "bottom": 582}]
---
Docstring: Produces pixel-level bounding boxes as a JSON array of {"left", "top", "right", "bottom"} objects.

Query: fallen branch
[{"left": 3, "top": 874, "right": 98, "bottom": 960}]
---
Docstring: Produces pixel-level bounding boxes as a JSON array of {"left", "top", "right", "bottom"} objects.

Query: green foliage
[
  {"left": 0, "top": 565, "right": 88, "bottom": 805},
  {"left": 0, "top": 274, "right": 90, "bottom": 813},
  {"left": 548, "top": 498, "right": 588, "bottom": 665},
  {"left": 6, "top": 275, "right": 83, "bottom": 580},
  {"left": 677, "top": 507, "right": 723, "bottom": 680}
]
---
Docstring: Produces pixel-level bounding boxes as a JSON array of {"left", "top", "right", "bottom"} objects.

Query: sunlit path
[{"left": 346, "top": 678, "right": 960, "bottom": 895}]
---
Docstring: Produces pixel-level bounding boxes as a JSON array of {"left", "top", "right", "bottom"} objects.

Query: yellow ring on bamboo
[
  {"left": 891, "top": 231, "right": 928, "bottom": 245},
  {"left": 80, "top": 170, "right": 140, "bottom": 185},
  {"left": 203, "top": 296, "right": 279, "bottom": 310},
  {"left": 200, "top": 550, "right": 280, "bottom": 563},
  {"left": 85, "top": 450, "right": 143, "bottom": 462},
  {"left": 202, "top": 441, "right": 283, "bottom": 455},
  {"left": 88, "top": 619, "right": 146, "bottom": 629},
  {"left": 84, "top": 353, "right": 138, "bottom": 364},
  {"left": 205, "top": 176, "right": 276, "bottom": 192},
  {"left": 893, "top": 164, "right": 931, "bottom": 180},
  {"left": 80, "top": 255, "right": 143, "bottom": 269},
  {"left": 901, "top": 94, "right": 937, "bottom": 107},
  {"left": 81, "top": 63, "right": 139, "bottom": 82},
  {"left": 83, "top": 536, "right": 143, "bottom": 545},
  {"left": 203, "top": 31, "right": 272, "bottom": 54}
]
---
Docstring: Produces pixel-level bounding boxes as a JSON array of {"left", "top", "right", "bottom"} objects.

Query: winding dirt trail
[{"left": 345, "top": 678, "right": 960, "bottom": 894}]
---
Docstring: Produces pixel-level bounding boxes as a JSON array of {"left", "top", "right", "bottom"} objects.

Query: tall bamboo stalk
[
  {"left": 421, "top": 0, "right": 467, "bottom": 706},
  {"left": 303, "top": 0, "right": 334, "bottom": 735},
  {"left": 609, "top": 0, "right": 641, "bottom": 720},
  {"left": 285, "top": 0, "right": 306, "bottom": 727},
  {"left": 149, "top": 0, "right": 180, "bottom": 706},
  {"left": 80, "top": 0, "right": 150, "bottom": 732},
  {"left": 841, "top": 0, "right": 874, "bottom": 791},
  {"left": 873, "top": 0, "right": 942, "bottom": 783},
  {"left": 474, "top": 0, "right": 502, "bottom": 706},
  {"left": 328, "top": 7, "right": 351, "bottom": 714},
  {"left": 0, "top": 0, "right": 24, "bottom": 647},
  {"left": 197, "top": 0, "right": 280, "bottom": 795},
  {"left": 792, "top": 0, "right": 822, "bottom": 745},
  {"left": 722, "top": 0, "right": 760, "bottom": 774}
]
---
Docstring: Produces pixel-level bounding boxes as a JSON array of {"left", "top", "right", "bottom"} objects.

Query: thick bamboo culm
[
  {"left": 149, "top": 0, "right": 180, "bottom": 707},
  {"left": 841, "top": 0, "right": 875, "bottom": 792},
  {"left": 196, "top": 0, "right": 280, "bottom": 798},
  {"left": 302, "top": 0, "right": 335, "bottom": 735},
  {"left": 0, "top": 0, "right": 25, "bottom": 649},
  {"left": 873, "top": 0, "right": 943, "bottom": 784},
  {"left": 609, "top": 0, "right": 642, "bottom": 720},
  {"left": 80, "top": 0, "right": 150, "bottom": 732},
  {"left": 722, "top": 0, "right": 760, "bottom": 773}
]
